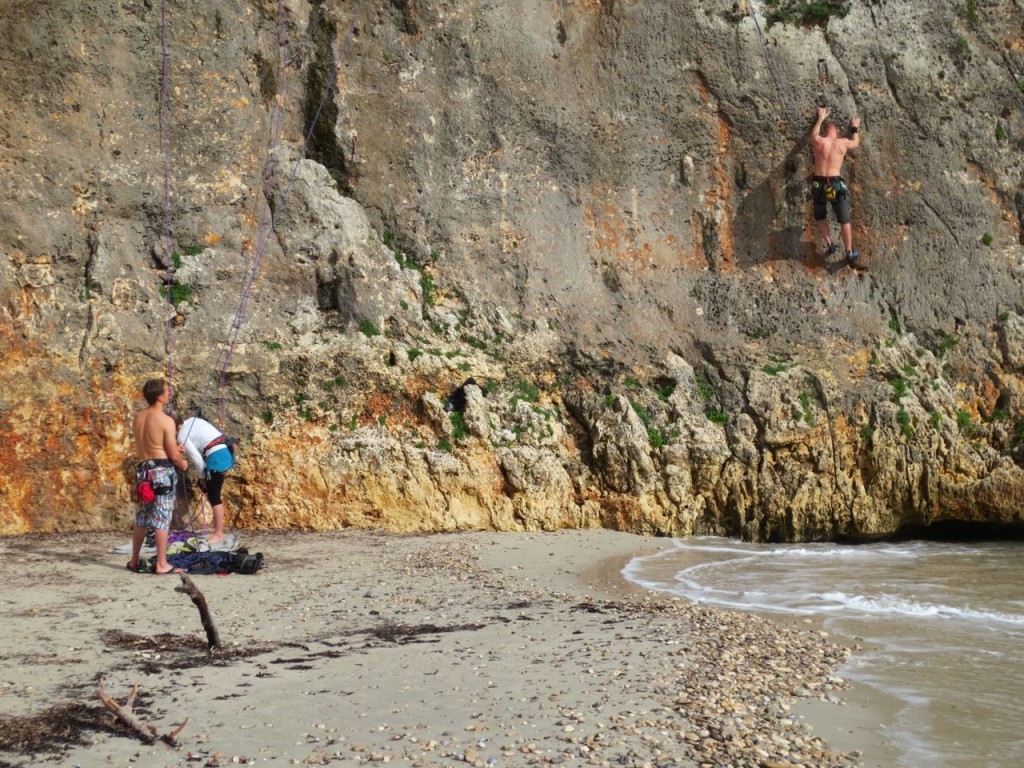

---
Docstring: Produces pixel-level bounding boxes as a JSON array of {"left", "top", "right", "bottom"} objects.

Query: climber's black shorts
[{"left": 811, "top": 175, "right": 852, "bottom": 225}]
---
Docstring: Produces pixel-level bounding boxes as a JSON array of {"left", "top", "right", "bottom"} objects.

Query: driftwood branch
[
  {"left": 175, "top": 573, "right": 222, "bottom": 650},
  {"left": 97, "top": 679, "right": 187, "bottom": 747}
]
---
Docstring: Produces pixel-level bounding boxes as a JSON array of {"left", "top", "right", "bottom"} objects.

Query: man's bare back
[
  {"left": 133, "top": 407, "right": 176, "bottom": 461},
  {"left": 812, "top": 135, "right": 853, "bottom": 176},
  {"left": 810, "top": 106, "right": 861, "bottom": 175}
]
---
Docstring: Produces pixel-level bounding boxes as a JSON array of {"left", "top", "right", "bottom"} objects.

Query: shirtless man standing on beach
[
  {"left": 128, "top": 378, "right": 188, "bottom": 574},
  {"left": 810, "top": 105, "right": 863, "bottom": 268}
]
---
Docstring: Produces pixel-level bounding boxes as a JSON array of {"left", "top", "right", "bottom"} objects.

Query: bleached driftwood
[
  {"left": 97, "top": 679, "right": 187, "bottom": 746},
  {"left": 175, "top": 572, "right": 222, "bottom": 650}
]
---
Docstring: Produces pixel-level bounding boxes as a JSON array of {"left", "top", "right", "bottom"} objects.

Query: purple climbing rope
[
  {"left": 198, "top": 0, "right": 369, "bottom": 409},
  {"left": 163, "top": 0, "right": 368, "bottom": 541},
  {"left": 160, "top": 0, "right": 177, "bottom": 411}
]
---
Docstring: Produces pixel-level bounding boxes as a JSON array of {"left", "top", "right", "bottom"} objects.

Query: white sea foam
[
  {"left": 626, "top": 539, "right": 1024, "bottom": 625},
  {"left": 639, "top": 536, "right": 924, "bottom": 565},
  {"left": 818, "top": 591, "right": 1024, "bottom": 626}
]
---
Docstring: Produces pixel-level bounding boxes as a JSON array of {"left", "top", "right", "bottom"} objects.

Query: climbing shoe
[
  {"left": 846, "top": 250, "right": 869, "bottom": 272},
  {"left": 826, "top": 243, "right": 838, "bottom": 257}
]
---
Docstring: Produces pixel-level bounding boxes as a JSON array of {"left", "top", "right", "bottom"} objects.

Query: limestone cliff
[{"left": 1, "top": 0, "right": 1022, "bottom": 539}]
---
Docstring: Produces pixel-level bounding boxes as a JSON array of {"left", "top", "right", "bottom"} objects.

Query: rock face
[{"left": 1, "top": 0, "right": 1022, "bottom": 539}]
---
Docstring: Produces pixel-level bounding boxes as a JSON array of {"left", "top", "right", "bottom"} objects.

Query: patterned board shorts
[{"left": 135, "top": 464, "right": 177, "bottom": 530}]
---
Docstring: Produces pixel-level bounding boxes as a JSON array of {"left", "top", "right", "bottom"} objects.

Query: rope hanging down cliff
[
  {"left": 159, "top": 0, "right": 177, "bottom": 408},
  {"left": 155, "top": 0, "right": 294, "bottom": 537},
  {"left": 173, "top": 0, "right": 296, "bottom": 537},
  {"left": 158, "top": 0, "right": 366, "bottom": 426},
  {"left": 193, "top": 0, "right": 292, "bottom": 427},
  {"left": 192, "top": 0, "right": 370, "bottom": 417},
  {"left": 155, "top": 0, "right": 289, "bottom": 421},
  {"left": 745, "top": 0, "right": 800, "bottom": 132},
  {"left": 165, "top": 0, "right": 370, "bottom": 539}
]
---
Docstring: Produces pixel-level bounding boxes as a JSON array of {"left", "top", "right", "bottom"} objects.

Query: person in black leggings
[{"left": 177, "top": 412, "right": 235, "bottom": 544}]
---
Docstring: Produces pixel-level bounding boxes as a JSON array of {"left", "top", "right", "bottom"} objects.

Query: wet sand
[{"left": 0, "top": 529, "right": 882, "bottom": 767}]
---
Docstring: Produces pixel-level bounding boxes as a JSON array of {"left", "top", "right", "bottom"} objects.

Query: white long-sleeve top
[{"left": 177, "top": 416, "right": 226, "bottom": 471}]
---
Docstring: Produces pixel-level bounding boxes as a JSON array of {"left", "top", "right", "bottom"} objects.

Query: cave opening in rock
[{"left": 890, "top": 519, "right": 1024, "bottom": 542}]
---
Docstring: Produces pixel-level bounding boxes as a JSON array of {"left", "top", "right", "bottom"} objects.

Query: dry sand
[{"left": 0, "top": 529, "right": 883, "bottom": 767}]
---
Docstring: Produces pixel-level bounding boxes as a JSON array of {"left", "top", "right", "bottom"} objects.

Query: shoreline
[
  {"left": 608, "top": 535, "right": 905, "bottom": 768},
  {"left": 557, "top": 530, "right": 904, "bottom": 768},
  {"left": 783, "top": 616, "right": 904, "bottom": 768},
  {"left": 0, "top": 529, "right": 883, "bottom": 767},
  {"left": 775, "top": 618, "right": 904, "bottom": 768}
]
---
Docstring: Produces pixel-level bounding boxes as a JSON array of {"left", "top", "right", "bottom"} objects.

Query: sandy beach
[{"left": 0, "top": 529, "right": 874, "bottom": 768}]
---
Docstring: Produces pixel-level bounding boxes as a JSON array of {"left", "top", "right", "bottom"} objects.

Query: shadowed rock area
[{"left": 0, "top": 0, "right": 1022, "bottom": 540}]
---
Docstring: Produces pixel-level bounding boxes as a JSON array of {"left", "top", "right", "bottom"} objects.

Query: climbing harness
[{"left": 813, "top": 177, "right": 847, "bottom": 201}]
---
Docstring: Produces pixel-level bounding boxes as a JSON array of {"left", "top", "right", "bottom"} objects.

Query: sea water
[{"left": 622, "top": 537, "right": 1024, "bottom": 768}]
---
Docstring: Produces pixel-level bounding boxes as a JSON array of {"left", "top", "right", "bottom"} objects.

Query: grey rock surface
[{"left": 0, "top": 0, "right": 1022, "bottom": 538}]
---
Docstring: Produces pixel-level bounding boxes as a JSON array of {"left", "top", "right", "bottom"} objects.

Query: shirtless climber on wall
[{"left": 809, "top": 106, "right": 864, "bottom": 270}]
